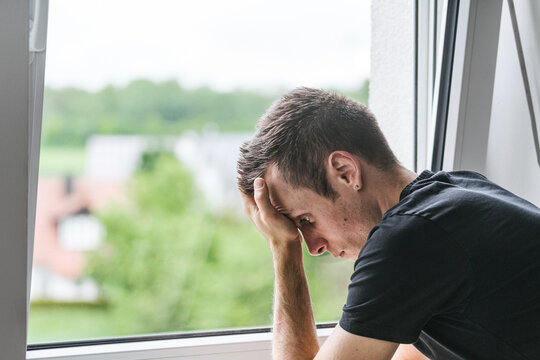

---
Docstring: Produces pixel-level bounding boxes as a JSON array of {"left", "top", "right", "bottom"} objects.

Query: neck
[{"left": 369, "top": 165, "right": 417, "bottom": 217}]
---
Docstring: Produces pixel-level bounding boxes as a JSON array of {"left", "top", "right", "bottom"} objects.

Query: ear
[{"left": 327, "top": 151, "right": 363, "bottom": 191}]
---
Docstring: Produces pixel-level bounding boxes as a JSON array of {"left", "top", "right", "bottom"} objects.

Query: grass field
[
  {"left": 28, "top": 304, "right": 119, "bottom": 344},
  {"left": 39, "top": 146, "right": 86, "bottom": 176}
]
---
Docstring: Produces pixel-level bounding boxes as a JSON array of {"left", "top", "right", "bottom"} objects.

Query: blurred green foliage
[
  {"left": 31, "top": 80, "right": 365, "bottom": 341},
  {"left": 41, "top": 80, "right": 369, "bottom": 147},
  {"left": 86, "top": 153, "right": 273, "bottom": 334},
  {"left": 82, "top": 152, "right": 351, "bottom": 336}
]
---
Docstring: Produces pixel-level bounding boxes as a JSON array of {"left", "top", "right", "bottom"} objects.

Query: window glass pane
[{"left": 29, "top": 0, "right": 370, "bottom": 343}]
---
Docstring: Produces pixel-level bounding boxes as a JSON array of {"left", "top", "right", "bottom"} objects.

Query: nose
[{"left": 301, "top": 229, "right": 328, "bottom": 256}]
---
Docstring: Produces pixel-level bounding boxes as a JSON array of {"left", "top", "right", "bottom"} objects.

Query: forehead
[{"left": 264, "top": 164, "right": 325, "bottom": 215}]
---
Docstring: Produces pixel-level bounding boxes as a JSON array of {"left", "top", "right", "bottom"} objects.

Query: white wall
[{"left": 370, "top": 0, "right": 416, "bottom": 170}]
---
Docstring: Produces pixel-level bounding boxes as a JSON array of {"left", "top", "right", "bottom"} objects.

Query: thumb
[{"left": 253, "top": 178, "right": 276, "bottom": 217}]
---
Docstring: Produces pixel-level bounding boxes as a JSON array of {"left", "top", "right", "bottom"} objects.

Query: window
[
  {"left": 28, "top": 0, "right": 372, "bottom": 345},
  {"left": 0, "top": 0, "right": 434, "bottom": 358},
  {"left": 0, "top": 0, "right": 534, "bottom": 358},
  {"left": 58, "top": 212, "right": 105, "bottom": 251}
]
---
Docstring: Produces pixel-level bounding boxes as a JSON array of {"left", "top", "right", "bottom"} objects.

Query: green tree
[
  {"left": 88, "top": 151, "right": 352, "bottom": 335},
  {"left": 88, "top": 153, "right": 275, "bottom": 334},
  {"left": 41, "top": 80, "right": 278, "bottom": 147},
  {"left": 41, "top": 79, "right": 369, "bottom": 147}
]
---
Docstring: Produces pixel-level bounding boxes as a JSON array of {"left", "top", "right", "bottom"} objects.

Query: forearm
[
  {"left": 391, "top": 344, "right": 429, "bottom": 360},
  {"left": 272, "top": 241, "right": 319, "bottom": 360}
]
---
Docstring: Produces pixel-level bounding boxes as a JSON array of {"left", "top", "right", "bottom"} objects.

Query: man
[{"left": 237, "top": 87, "right": 540, "bottom": 360}]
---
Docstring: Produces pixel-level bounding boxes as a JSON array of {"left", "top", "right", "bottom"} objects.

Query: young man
[{"left": 237, "top": 88, "right": 540, "bottom": 360}]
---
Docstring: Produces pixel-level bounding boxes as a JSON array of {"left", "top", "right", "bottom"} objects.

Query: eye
[{"left": 298, "top": 215, "right": 311, "bottom": 226}]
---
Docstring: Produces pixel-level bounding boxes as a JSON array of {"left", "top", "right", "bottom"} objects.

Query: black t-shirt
[{"left": 339, "top": 170, "right": 540, "bottom": 359}]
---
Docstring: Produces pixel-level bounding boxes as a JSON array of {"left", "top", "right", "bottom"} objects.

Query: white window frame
[
  {"left": 0, "top": 0, "right": 31, "bottom": 358},
  {"left": 423, "top": 0, "right": 540, "bottom": 177},
  {"left": 439, "top": 0, "right": 503, "bottom": 173},
  {"left": 506, "top": 0, "right": 540, "bottom": 168},
  {"left": 417, "top": 0, "right": 504, "bottom": 173},
  {"left": 27, "top": 329, "right": 334, "bottom": 360}
]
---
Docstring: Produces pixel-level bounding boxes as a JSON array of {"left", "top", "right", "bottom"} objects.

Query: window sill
[{"left": 27, "top": 327, "right": 334, "bottom": 360}]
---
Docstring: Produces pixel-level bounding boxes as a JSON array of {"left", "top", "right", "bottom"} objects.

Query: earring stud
[{"left": 354, "top": 184, "right": 360, "bottom": 190}]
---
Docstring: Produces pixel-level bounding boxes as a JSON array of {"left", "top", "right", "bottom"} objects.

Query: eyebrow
[
  {"left": 271, "top": 199, "right": 298, "bottom": 221},
  {"left": 276, "top": 207, "right": 291, "bottom": 216},
  {"left": 275, "top": 207, "right": 295, "bottom": 220}
]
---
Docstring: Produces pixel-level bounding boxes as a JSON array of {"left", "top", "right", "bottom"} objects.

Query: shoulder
[
  {"left": 358, "top": 213, "right": 452, "bottom": 267},
  {"left": 385, "top": 170, "right": 508, "bottom": 236},
  {"left": 341, "top": 214, "right": 471, "bottom": 342},
  {"left": 351, "top": 213, "right": 471, "bottom": 311}
]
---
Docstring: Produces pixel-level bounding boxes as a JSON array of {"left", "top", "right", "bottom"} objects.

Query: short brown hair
[{"left": 237, "top": 87, "right": 398, "bottom": 198}]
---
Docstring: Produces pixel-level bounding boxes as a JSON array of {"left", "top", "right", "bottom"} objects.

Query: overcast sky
[{"left": 44, "top": 0, "right": 371, "bottom": 92}]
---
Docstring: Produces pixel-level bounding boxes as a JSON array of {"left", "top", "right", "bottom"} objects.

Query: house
[
  {"left": 31, "top": 131, "right": 251, "bottom": 302},
  {"left": 31, "top": 177, "right": 125, "bottom": 302}
]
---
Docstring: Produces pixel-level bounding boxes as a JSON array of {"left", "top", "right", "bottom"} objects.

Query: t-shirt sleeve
[{"left": 339, "top": 214, "right": 471, "bottom": 344}]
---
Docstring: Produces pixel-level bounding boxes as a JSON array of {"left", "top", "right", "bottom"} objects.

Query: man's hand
[
  {"left": 240, "top": 178, "right": 401, "bottom": 360},
  {"left": 240, "top": 177, "right": 301, "bottom": 253},
  {"left": 241, "top": 178, "right": 319, "bottom": 359}
]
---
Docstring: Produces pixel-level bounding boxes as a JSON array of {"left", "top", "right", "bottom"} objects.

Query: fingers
[
  {"left": 241, "top": 178, "right": 301, "bottom": 247},
  {"left": 240, "top": 191, "right": 257, "bottom": 217},
  {"left": 253, "top": 178, "right": 277, "bottom": 219}
]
